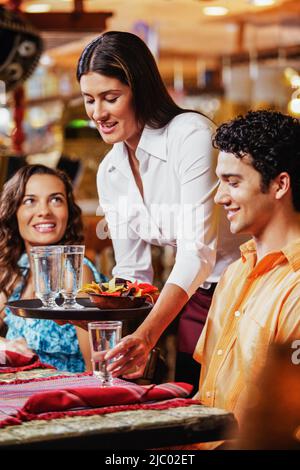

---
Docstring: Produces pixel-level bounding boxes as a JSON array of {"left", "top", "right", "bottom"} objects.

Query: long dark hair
[
  {"left": 0, "top": 164, "right": 84, "bottom": 298},
  {"left": 77, "top": 31, "right": 207, "bottom": 129}
]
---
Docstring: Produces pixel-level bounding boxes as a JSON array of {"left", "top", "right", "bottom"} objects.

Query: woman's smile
[
  {"left": 16, "top": 174, "right": 69, "bottom": 250},
  {"left": 32, "top": 222, "right": 57, "bottom": 233}
]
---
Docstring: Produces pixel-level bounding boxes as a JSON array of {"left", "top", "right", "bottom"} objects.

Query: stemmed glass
[
  {"left": 60, "top": 245, "right": 85, "bottom": 309},
  {"left": 30, "top": 246, "right": 63, "bottom": 309}
]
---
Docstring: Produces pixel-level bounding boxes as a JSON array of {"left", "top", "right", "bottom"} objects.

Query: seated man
[{"left": 194, "top": 110, "right": 300, "bottom": 427}]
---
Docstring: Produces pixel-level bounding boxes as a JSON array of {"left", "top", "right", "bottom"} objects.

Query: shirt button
[
  {"left": 234, "top": 311, "right": 241, "bottom": 317},
  {"left": 217, "top": 349, "right": 223, "bottom": 356},
  {"left": 206, "top": 391, "right": 211, "bottom": 398}
]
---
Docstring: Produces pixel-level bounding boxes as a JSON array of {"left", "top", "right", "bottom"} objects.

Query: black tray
[{"left": 6, "top": 298, "right": 153, "bottom": 321}]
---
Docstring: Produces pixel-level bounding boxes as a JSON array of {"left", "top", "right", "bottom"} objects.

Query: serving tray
[{"left": 6, "top": 298, "right": 153, "bottom": 321}]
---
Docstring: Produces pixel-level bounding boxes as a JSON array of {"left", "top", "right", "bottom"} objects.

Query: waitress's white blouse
[{"left": 97, "top": 112, "right": 244, "bottom": 297}]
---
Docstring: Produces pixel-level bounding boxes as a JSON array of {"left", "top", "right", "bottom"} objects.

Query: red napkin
[
  {"left": 0, "top": 373, "right": 196, "bottom": 428},
  {"left": 23, "top": 381, "right": 193, "bottom": 415},
  {"left": 0, "top": 350, "right": 55, "bottom": 373}
]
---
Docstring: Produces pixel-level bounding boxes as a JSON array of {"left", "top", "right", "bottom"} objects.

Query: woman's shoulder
[
  {"left": 165, "top": 112, "right": 216, "bottom": 165},
  {"left": 168, "top": 112, "right": 215, "bottom": 135}
]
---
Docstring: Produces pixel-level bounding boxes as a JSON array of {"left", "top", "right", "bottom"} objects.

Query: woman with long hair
[
  {"left": 77, "top": 31, "right": 244, "bottom": 388},
  {"left": 0, "top": 164, "right": 105, "bottom": 372}
]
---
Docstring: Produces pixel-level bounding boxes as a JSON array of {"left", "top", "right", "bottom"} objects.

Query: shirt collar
[
  {"left": 282, "top": 238, "right": 300, "bottom": 271},
  {"left": 137, "top": 125, "right": 167, "bottom": 161},
  {"left": 240, "top": 238, "right": 300, "bottom": 273},
  {"left": 240, "top": 239, "right": 256, "bottom": 261},
  {"left": 108, "top": 125, "right": 167, "bottom": 170}
]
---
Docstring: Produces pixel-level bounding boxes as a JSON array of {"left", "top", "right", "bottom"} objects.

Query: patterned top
[{"left": 4, "top": 253, "right": 106, "bottom": 373}]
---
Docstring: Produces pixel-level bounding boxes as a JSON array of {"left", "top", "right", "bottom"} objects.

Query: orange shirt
[{"left": 194, "top": 238, "right": 300, "bottom": 422}]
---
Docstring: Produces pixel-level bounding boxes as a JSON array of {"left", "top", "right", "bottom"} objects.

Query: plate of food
[{"left": 79, "top": 277, "right": 159, "bottom": 310}]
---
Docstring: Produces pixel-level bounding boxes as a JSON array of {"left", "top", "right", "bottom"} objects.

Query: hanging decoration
[
  {"left": 0, "top": 2, "right": 43, "bottom": 153},
  {"left": 0, "top": 4, "right": 43, "bottom": 92}
]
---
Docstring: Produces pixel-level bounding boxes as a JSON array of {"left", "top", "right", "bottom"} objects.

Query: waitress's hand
[
  {"left": 105, "top": 333, "right": 152, "bottom": 379},
  {"left": 104, "top": 284, "right": 189, "bottom": 379}
]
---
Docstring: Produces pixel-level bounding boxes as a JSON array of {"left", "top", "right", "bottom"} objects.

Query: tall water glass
[
  {"left": 61, "top": 245, "right": 85, "bottom": 309},
  {"left": 30, "top": 246, "right": 63, "bottom": 309},
  {"left": 88, "top": 321, "right": 122, "bottom": 385}
]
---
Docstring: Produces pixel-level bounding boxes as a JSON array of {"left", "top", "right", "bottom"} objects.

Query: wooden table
[{"left": 0, "top": 369, "right": 238, "bottom": 450}]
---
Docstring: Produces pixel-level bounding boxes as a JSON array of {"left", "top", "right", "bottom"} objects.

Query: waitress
[{"left": 77, "top": 31, "right": 243, "bottom": 389}]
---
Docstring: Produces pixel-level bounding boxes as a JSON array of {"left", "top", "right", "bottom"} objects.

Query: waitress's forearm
[{"left": 135, "top": 283, "right": 189, "bottom": 349}]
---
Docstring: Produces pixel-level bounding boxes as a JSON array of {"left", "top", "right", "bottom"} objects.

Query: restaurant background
[{"left": 1, "top": 0, "right": 300, "bottom": 284}]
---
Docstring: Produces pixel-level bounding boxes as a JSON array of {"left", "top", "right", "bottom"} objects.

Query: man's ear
[{"left": 273, "top": 172, "right": 290, "bottom": 200}]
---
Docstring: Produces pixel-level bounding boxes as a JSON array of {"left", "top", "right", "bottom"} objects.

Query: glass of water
[
  {"left": 60, "top": 245, "right": 85, "bottom": 309},
  {"left": 30, "top": 246, "right": 63, "bottom": 309},
  {"left": 88, "top": 321, "right": 122, "bottom": 385}
]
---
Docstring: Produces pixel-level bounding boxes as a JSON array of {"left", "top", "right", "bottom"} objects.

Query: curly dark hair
[
  {"left": 213, "top": 110, "right": 300, "bottom": 212},
  {"left": 0, "top": 164, "right": 84, "bottom": 298}
]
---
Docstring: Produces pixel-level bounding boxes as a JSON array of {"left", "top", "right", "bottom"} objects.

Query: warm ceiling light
[
  {"left": 289, "top": 98, "right": 300, "bottom": 116},
  {"left": 288, "top": 89, "right": 300, "bottom": 116},
  {"left": 25, "top": 4, "right": 51, "bottom": 13},
  {"left": 203, "top": 6, "right": 229, "bottom": 16},
  {"left": 248, "top": 0, "right": 276, "bottom": 6},
  {"left": 291, "top": 75, "right": 300, "bottom": 88}
]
